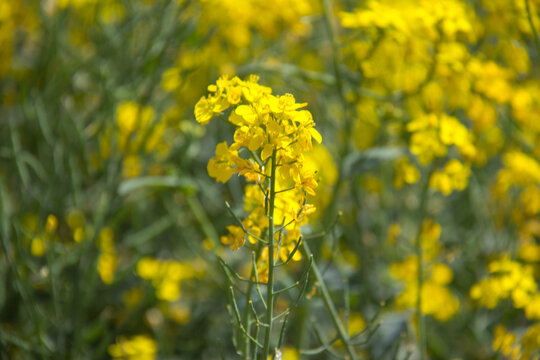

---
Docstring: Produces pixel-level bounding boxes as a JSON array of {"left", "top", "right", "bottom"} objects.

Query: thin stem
[
  {"left": 415, "top": 168, "right": 433, "bottom": 360},
  {"left": 321, "top": 0, "right": 345, "bottom": 100},
  {"left": 225, "top": 202, "right": 268, "bottom": 244},
  {"left": 262, "top": 149, "right": 277, "bottom": 359},
  {"left": 277, "top": 313, "right": 290, "bottom": 349},
  {"left": 301, "top": 239, "right": 358, "bottom": 360},
  {"left": 230, "top": 287, "right": 263, "bottom": 349},
  {"left": 319, "top": 0, "right": 358, "bottom": 230},
  {"left": 187, "top": 195, "right": 220, "bottom": 248},
  {"left": 252, "top": 324, "right": 260, "bottom": 360},
  {"left": 276, "top": 236, "right": 302, "bottom": 267},
  {"left": 243, "top": 246, "right": 262, "bottom": 359},
  {"left": 525, "top": 0, "right": 540, "bottom": 55},
  {"left": 252, "top": 252, "right": 267, "bottom": 309}
]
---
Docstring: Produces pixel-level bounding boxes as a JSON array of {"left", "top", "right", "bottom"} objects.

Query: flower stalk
[
  {"left": 194, "top": 75, "right": 321, "bottom": 359},
  {"left": 263, "top": 149, "right": 277, "bottom": 359}
]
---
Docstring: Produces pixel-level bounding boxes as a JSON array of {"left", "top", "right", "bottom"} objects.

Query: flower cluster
[
  {"left": 97, "top": 101, "right": 176, "bottom": 179},
  {"left": 393, "top": 157, "right": 420, "bottom": 189},
  {"left": 390, "top": 220, "right": 460, "bottom": 321},
  {"left": 108, "top": 334, "right": 157, "bottom": 360},
  {"left": 0, "top": 0, "right": 40, "bottom": 81},
  {"left": 493, "top": 151, "right": 540, "bottom": 256},
  {"left": 492, "top": 324, "right": 540, "bottom": 360},
  {"left": 23, "top": 214, "right": 58, "bottom": 257},
  {"left": 195, "top": 75, "right": 320, "bottom": 276},
  {"left": 97, "top": 227, "right": 118, "bottom": 285},
  {"left": 136, "top": 257, "right": 200, "bottom": 302},
  {"left": 407, "top": 113, "right": 476, "bottom": 165},
  {"left": 470, "top": 256, "right": 540, "bottom": 319},
  {"left": 429, "top": 159, "right": 470, "bottom": 195}
]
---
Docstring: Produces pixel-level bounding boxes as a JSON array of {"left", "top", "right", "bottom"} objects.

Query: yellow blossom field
[{"left": 1, "top": 0, "right": 540, "bottom": 359}]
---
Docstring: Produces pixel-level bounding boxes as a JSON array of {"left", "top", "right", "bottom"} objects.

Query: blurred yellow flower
[
  {"left": 31, "top": 236, "right": 46, "bottom": 257},
  {"left": 108, "top": 335, "right": 156, "bottom": 360}
]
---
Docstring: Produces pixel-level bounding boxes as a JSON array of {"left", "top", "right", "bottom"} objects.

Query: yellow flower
[
  {"left": 195, "top": 75, "right": 320, "bottom": 265},
  {"left": 492, "top": 325, "right": 519, "bottom": 357},
  {"left": 136, "top": 257, "right": 199, "bottom": 302},
  {"left": 45, "top": 214, "right": 58, "bottom": 234},
  {"left": 393, "top": 157, "right": 420, "bottom": 188},
  {"left": 429, "top": 159, "right": 470, "bottom": 195},
  {"left": 470, "top": 256, "right": 538, "bottom": 318},
  {"left": 97, "top": 227, "right": 117, "bottom": 285},
  {"left": 98, "top": 252, "right": 117, "bottom": 285},
  {"left": 122, "top": 155, "right": 142, "bottom": 179},
  {"left": 73, "top": 227, "right": 85, "bottom": 243},
  {"left": 161, "top": 67, "right": 181, "bottom": 92},
  {"left": 207, "top": 142, "right": 238, "bottom": 183},
  {"left": 194, "top": 97, "right": 214, "bottom": 125},
  {"left": 31, "top": 236, "right": 46, "bottom": 257},
  {"left": 157, "top": 279, "right": 181, "bottom": 302},
  {"left": 431, "top": 263, "right": 453, "bottom": 285},
  {"left": 108, "top": 335, "right": 157, "bottom": 360},
  {"left": 386, "top": 223, "right": 402, "bottom": 245},
  {"left": 137, "top": 257, "right": 160, "bottom": 280},
  {"left": 220, "top": 225, "right": 246, "bottom": 251},
  {"left": 116, "top": 101, "right": 141, "bottom": 134}
]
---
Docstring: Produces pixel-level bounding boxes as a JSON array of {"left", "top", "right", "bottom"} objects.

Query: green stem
[
  {"left": 262, "top": 150, "right": 277, "bottom": 359},
  {"left": 243, "top": 245, "right": 262, "bottom": 359},
  {"left": 525, "top": 0, "right": 540, "bottom": 55},
  {"left": 416, "top": 229, "right": 426, "bottom": 360},
  {"left": 415, "top": 169, "right": 433, "bottom": 360},
  {"left": 186, "top": 195, "right": 220, "bottom": 249},
  {"left": 243, "top": 284, "right": 254, "bottom": 358},
  {"left": 319, "top": 0, "right": 358, "bottom": 230},
  {"left": 301, "top": 240, "right": 358, "bottom": 360},
  {"left": 321, "top": 0, "right": 345, "bottom": 100}
]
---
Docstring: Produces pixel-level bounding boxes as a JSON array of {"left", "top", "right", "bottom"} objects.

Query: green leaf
[
  {"left": 118, "top": 176, "right": 197, "bottom": 196},
  {"left": 343, "top": 147, "right": 406, "bottom": 177}
]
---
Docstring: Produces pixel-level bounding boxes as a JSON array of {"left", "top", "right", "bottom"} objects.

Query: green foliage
[{"left": 1, "top": 0, "right": 540, "bottom": 359}]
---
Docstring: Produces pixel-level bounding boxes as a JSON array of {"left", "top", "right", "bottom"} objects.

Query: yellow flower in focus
[
  {"left": 207, "top": 142, "right": 237, "bottom": 183},
  {"left": 195, "top": 75, "right": 320, "bottom": 255}
]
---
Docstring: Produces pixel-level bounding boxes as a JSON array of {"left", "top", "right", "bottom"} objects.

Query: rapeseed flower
[
  {"left": 195, "top": 75, "right": 321, "bottom": 280},
  {"left": 108, "top": 334, "right": 156, "bottom": 360}
]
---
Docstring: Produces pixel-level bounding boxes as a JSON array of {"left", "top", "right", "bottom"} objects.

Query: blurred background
[{"left": 1, "top": 0, "right": 540, "bottom": 359}]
